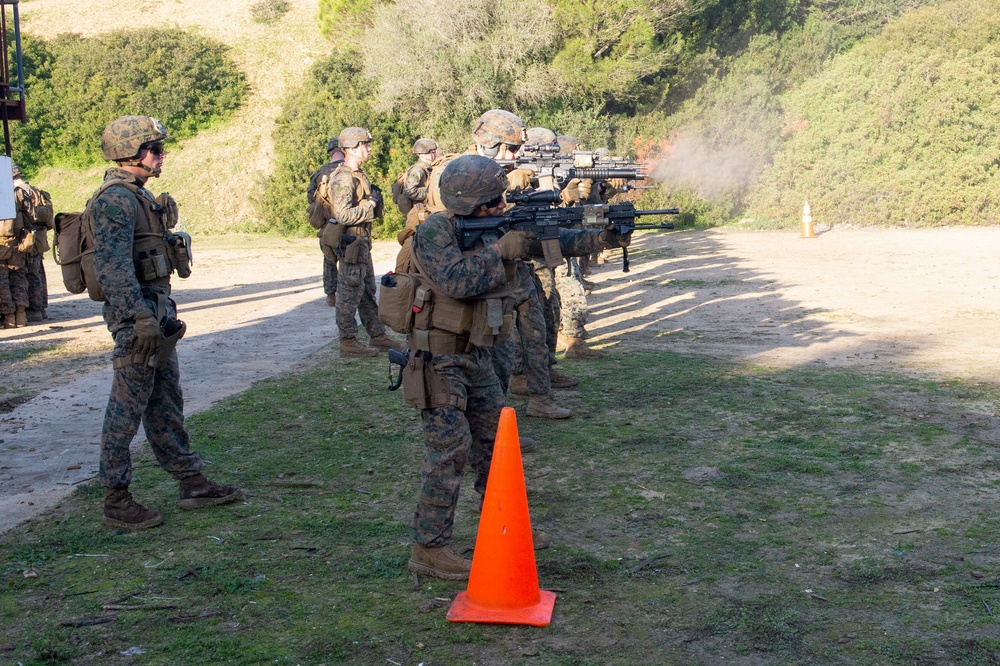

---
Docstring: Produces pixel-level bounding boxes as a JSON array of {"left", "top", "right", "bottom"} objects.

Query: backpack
[
  {"left": 53, "top": 210, "right": 102, "bottom": 301},
  {"left": 307, "top": 173, "right": 334, "bottom": 230},
  {"left": 31, "top": 187, "right": 54, "bottom": 229},
  {"left": 391, "top": 169, "right": 413, "bottom": 215}
]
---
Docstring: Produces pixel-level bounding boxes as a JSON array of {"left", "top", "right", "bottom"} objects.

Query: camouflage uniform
[
  {"left": 409, "top": 212, "right": 509, "bottom": 546},
  {"left": 402, "top": 161, "right": 431, "bottom": 204},
  {"left": 307, "top": 158, "right": 343, "bottom": 298},
  {"left": 329, "top": 164, "right": 387, "bottom": 341},
  {"left": 93, "top": 168, "right": 204, "bottom": 488},
  {"left": 556, "top": 258, "right": 588, "bottom": 338},
  {"left": 0, "top": 185, "right": 31, "bottom": 321},
  {"left": 18, "top": 180, "right": 51, "bottom": 318}
]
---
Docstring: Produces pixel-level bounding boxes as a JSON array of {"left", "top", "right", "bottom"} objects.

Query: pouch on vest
[
  {"left": 155, "top": 192, "right": 179, "bottom": 229},
  {"left": 33, "top": 228, "right": 50, "bottom": 254},
  {"left": 391, "top": 170, "right": 413, "bottom": 215},
  {"left": 341, "top": 235, "right": 364, "bottom": 264},
  {"left": 148, "top": 318, "right": 187, "bottom": 369},
  {"left": 16, "top": 231, "right": 34, "bottom": 254},
  {"left": 320, "top": 220, "right": 343, "bottom": 255},
  {"left": 168, "top": 231, "right": 193, "bottom": 279},
  {"left": 377, "top": 271, "right": 418, "bottom": 334}
]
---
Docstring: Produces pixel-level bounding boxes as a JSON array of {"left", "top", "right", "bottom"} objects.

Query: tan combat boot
[
  {"left": 519, "top": 435, "right": 537, "bottom": 453},
  {"left": 527, "top": 393, "right": 572, "bottom": 419},
  {"left": 408, "top": 543, "right": 472, "bottom": 580},
  {"left": 0, "top": 313, "right": 14, "bottom": 329},
  {"left": 325, "top": 293, "right": 336, "bottom": 307},
  {"left": 368, "top": 334, "right": 400, "bottom": 351},
  {"left": 509, "top": 374, "right": 529, "bottom": 396},
  {"left": 14, "top": 306, "right": 26, "bottom": 328},
  {"left": 178, "top": 473, "right": 243, "bottom": 510},
  {"left": 564, "top": 337, "right": 604, "bottom": 360},
  {"left": 25, "top": 309, "right": 45, "bottom": 323},
  {"left": 339, "top": 337, "right": 379, "bottom": 358},
  {"left": 103, "top": 488, "right": 164, "bottom": 530},
  {"left": 549, "top": 368, "right": 580, "bottom": 388}
]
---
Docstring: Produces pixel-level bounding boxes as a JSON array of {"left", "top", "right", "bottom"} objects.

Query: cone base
[{"left": 447, "top": 589, "right": 556, "bottom": 627}]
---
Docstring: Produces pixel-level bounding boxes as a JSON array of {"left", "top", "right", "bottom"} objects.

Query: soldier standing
[
  {"left": 328, "top": 126, "right": 398, "bottom": 357},
  {"left": 93, "top": 115, "right": 242, "bottom": 530},
  {"left": 307, "top": 137, "right": 345, "bottom": 307},
  {"left": 16, "top": 164, "right": 54, "bottom": 322},
  {"left": 404, "top": 155, "right": 627, "bottom": 579},
  {"left": 0, "top": 165, "right": 31, "bottom": 328},
  {"left": 395, "top": 138, "right": 439, "bottom": 221}
]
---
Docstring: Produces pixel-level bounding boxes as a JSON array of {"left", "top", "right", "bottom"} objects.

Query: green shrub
[
  {"left": 250, "top": 0, "right": 291, "bottom": 24},
  {"left": 11, "top": 29, "right": 247, "bottom": 173},
  {"left": 255, "top": 51, "right": 414, "bottom": 238},
  {"left": 749, "top": 0, "right": 1000, "bottom": 226}
]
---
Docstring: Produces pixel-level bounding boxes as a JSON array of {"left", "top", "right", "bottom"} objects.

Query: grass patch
[{"left": 3, "top": 349, "right": 1000, "bottom": 663}]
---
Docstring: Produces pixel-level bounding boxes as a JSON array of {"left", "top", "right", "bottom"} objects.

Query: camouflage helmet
[
  {"left": 338, "top": 127, "right": 372, "bottom": 149},
  {"left": 439, "top": 155, "right": 509, "bottom": 216},
  {"left": 526, "top": 127, "right": 556, "bottom": 145},
  {"left": 556, "top": 135, "right": 581, "bottom": 154},
  {"left": 594, "top": 147, "right": 611, "bottom": 159},
  {"left": 412, "top": 138, "right": 438, "bottom": 154},
  {"left": 101, "top": 116, "right": 168, "bottom": 161},
  {"left": 11, "top": 162, "right": 21, "bottom": 178},
  {"left": 326, "top": 137, "right": 340, "bottom": 153},
  {"left": 471, "top": 110, "right": 526, "bottom": 150}
]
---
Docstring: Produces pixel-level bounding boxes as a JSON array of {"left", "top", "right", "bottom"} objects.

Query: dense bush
[
  {"left": 255, "top": 51, "right": 415, "bottom": 238},
  {"left": 250, "top": 0, "right": 291, "bottom": 24},
  {"left": 11, "top": 29, "right": 247, "bottom": 174},
  {"left": 749, "top": 0, "right": 1000, "bottom": 226}
]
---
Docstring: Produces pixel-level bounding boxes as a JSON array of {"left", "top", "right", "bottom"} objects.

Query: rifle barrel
[{"left": 634, "top": 208, "right": 680, "bottom": 216}]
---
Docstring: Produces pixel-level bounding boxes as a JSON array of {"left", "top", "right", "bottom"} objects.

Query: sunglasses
[{"left": 143, "top": 142, "right": 166, "bottom": 156}]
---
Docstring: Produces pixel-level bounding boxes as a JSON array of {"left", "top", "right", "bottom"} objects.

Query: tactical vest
[
  {"left": 405, "top": 231, "right": 519, "bottom": 355},
  {"left": 95, "top": 179, "right": 176, "bottom": 289}
]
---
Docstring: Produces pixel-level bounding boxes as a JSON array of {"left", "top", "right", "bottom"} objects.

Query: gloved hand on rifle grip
[
  {"left": 132, "top": 313, "right": 162, "bottom": 358},
  {"left": 495, "top": 230, "right": 533, "bottom": 260}
]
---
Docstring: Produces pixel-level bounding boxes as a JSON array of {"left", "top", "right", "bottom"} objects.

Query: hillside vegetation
[{"left": 15, "top": 0, "right": 998, "bottom": 233}]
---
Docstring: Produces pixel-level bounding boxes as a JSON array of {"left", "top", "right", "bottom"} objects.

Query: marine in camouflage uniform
[
  {"left": 93, "top": 115, "right": 242, "bottom": 531},
  {"left": 328, "top": 127, "right": 397, "bottom": 357},
  {"left": 308, "top": 137, "right": 345, "bottom": 307},
  {"left": 0, "top": 173, "right": 31, "bottom": 328},
  {"left": 15, "top": 166, "right": 53, "bottom": 322},
  {"left": 403, "top": 155, "right": 621, "bottom": 580}
]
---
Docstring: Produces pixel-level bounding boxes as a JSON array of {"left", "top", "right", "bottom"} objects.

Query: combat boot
[
  {"left": 527, "top": 393, "right": 572, "bottom": 419},
  {"left": 177, "top": 474, "right": 243, "bottom": 510},
  {"left": 549, "top": 368, "right": 580, "bottom": 388},
  {"left": 509, "top": 374, "right": 529, "bottom": 396},
  {"left": 0, "top": 313, "right": 14, "bottom": 329},
  {"left": 339, "top": 337, "right": 379, "bottom": 358},
  {"left": 325, "top": 293, "right": 336, "bottom": 307},
  {"left": 408, "top": 543, "right": 472, "bottom": 580},
  {"left": 25, "top": 309, "right": 44, "bottom": 323},
  {"left": 519, "top": 435, "right": 537, "bottom": 453},
  {"left": 14, "top": 306, "right": 26, "bottom": 328},
  {"left": 103, "top": 488, "right": 164, "bottom": 530},
  {"left": 368, "top": 334, "right": 400, "bottom": 351},
  {"left": 564, "top": 337, "right": 604, "bottom": 360}
]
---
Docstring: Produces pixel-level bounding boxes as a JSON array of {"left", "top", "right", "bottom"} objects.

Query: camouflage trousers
[
  {"left": 25, "top": 251, "right": 47, "bottom": 312},
  {"left": 412, "top": 349, "right": 504, "bottom": 547},
  {"left": 0, "top": 263, "right": 28, "bottom": 314},
  {"left": 100, "top": 322, "right": 204, "bottom": 489},
  {"left": 335, "top": 257, "right": 385, "bottom": 340},
  {"left": 513, "top": 268, "right": 552, "bottom": 396},
  {"left": 533, "top": 264, "right": 560, "bottom": 363},
  {"left": 319, "top": 238, "right": 338, "bottom": 296},
  {"left": 489, "top": 337, "right": 515, "bottom": 394},
  {"left": 556, "top": 258, "right": 588, "bottom": 339}
]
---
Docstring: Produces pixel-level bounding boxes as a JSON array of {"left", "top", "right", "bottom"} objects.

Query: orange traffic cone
[
  {"left": 800, "top": 200, "right": 816, "bottom": 238},
  {"left": 447, "top": 407, "right": 556, "bottom": 626}
]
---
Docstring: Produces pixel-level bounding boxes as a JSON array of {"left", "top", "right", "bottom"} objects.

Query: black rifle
[
  {"left": 497, "top": 145, "right": 648, "bottom": 187},
  {"left": 455, "top": 190, "right": 678, "bottom": 270}
]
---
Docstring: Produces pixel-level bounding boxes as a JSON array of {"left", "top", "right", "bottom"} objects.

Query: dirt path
[{"left": 2, "top": 228, "right": 998, "bottom": 532}]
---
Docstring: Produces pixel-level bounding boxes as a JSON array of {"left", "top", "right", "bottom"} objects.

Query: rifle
[
  {"left": 497, "top": 145, "right": 648, "bottom": 187},
  {"left": 455, "top": 190, "right": 678, "bottom": 270}
]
